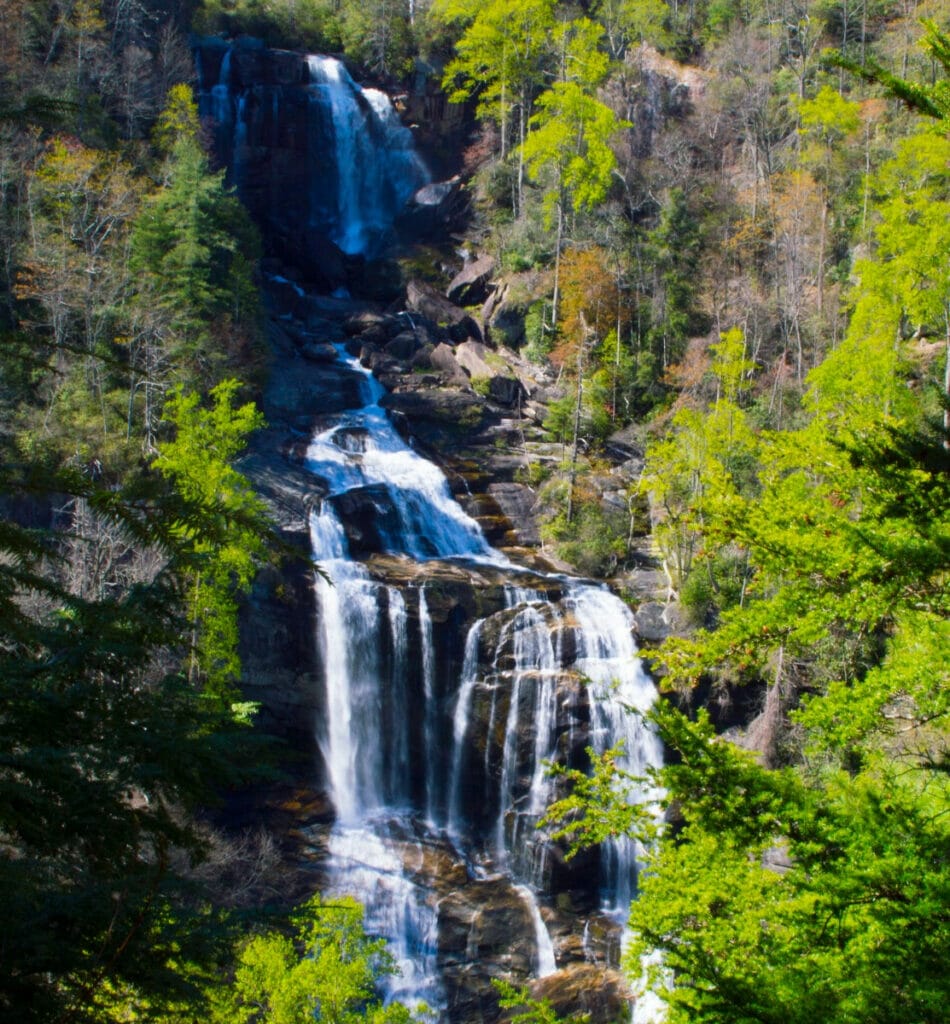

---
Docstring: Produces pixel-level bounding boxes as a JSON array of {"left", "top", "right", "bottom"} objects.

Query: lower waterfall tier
[{"left": 233, "top": 284, "right": 664, "bottom": 1021}]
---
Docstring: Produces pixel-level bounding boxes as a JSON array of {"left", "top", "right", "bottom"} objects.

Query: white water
[
  {"left": 306, "top": 56, "right": 429, "bottom": 255},
  {"left": 307, "top": 342, "right": 663, "bottom": 1012},
  {"left": 199, "top": 48, "right": 429, "bottom": 257}
]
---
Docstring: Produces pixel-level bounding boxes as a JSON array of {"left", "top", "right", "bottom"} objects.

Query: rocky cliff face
[
  {"left": 234, "top": 275, "right": 667, "bottom": 1022},
  {"left": 194, "top": 38, "right": 469, "bottom": 294},
  {"left": 210, "top": 42, "right": 673, "bottom": 1022}
]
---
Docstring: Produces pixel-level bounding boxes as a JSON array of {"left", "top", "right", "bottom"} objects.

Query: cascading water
[
  {"left": 196, "top": 45, "right": 429, "bottom": 258},
  {"left": 307, "top": 56, "right": 429, "bottom": 255},
  {"left": 306, "top": 344, "right": 663, "bottom": 1014},
  {"left": 199, "top": 44, "right": 662, "bottom": 1018}
]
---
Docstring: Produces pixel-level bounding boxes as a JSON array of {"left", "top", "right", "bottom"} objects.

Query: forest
[{"left": 0, "top": 0, "right": 947, "bottom": 1022}]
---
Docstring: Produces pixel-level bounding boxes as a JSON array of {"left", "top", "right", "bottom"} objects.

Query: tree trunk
[{"left": 566, "top": 345, "right": 583, "bottom": 525}]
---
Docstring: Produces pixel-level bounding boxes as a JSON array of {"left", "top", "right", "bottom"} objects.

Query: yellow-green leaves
[
  {"left": 523, "top": 82, "right": 625, "bottom": 225},
  {"left": 218, "top": 895, "right": 424, "bottom": 1024},
  {"left": 155, "top": 380, "right": 267, "bottom": 704}
]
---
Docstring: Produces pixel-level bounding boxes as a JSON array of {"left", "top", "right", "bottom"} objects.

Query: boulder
[
  {"left": 455, "top": 340, "right": 495, "bottom": 379},
  {"left": 327, "top": 485, "right": 401, "bottom": 555},
  {"left": 384, "top": 330, "right": 421, "bottom": 361},
  {"left": 342, "top": 311, "right": 394, "bottom": 336},
  {"left": 299, "top": 340, "right": 338, "bottom": 363},
  {"left": 406, "top": 279, "right": 469, "bottom": 326},
  {"left": 633, "top": 601, "right": 688, "bottom": 643},
  {"left": 446, "top": 314, "right": 483, "bottom": 344},
  {"left": 488, "top": 375, "right": 525, "bottom": 408},
  {"left": 396, "top": 176, "right": 468, "bottom": 238},
  {"left": 429, "top": 343, "right": 468, "bottom": 385},
  {"left": 487, "top": 483, "right": 540, "bottom": 546},
  {"left": 487, "top": 306, "right": 526, "bottom": 348},
  {"left": 446, "top": 254, "right": 495, "bottom": 306},
  {"left": 410, "top": 344, "right": 435, "bottom": 370}
]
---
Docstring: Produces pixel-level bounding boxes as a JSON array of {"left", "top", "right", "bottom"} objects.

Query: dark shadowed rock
[
  {"left": 410, "top": 344, "right": 435, "bottom": 370},
  {"left": 487, "top": 483, "right": 540, "bottom": 546},
  {"left": 396, "top": 176, "right": 468, "bottom": 238},
  {"left": 407, "top": 279, "right": 469, "bottom": 326},
  {"left": 446, "top": 314, "right": 483, "bottom": 344},
  {"left": 342, "top": 310, "right": 395, "bottom": 336},
  {"left": 487, "top": 306, "right": 526, "bottom": 348},
  {"left": 429, "top": 343, "right": 469, "bottom": 385},
  {"left": 446, "top": 254, "right": 495, "bottom": 306},
  {"left": 385, "top": 330, "right": 421, "bottom": 361},
  {"left": 328, "top": 485, "right": 402, "bottom": 555},
  {"left": 300, "top": 341, "right": 339, "bottom": 363},
  {"left": 488, "top": 375, "right": 525, "bottom": 407}
]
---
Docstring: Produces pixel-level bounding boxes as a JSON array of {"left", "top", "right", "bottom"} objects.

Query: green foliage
[
  {"left": 192, "top": 0, "right": 344, "bottom": 55},
  {"left": 154, "top": 379, "right": 268, "bottom": 703},
  {"left": 494, "top": 979, "right": 588, "bottom": 1024},
  {"left": 594, "top": 0, "right": 673, "bottom": 59},
  {"left": 542, "top": 496, "right": 630, "bottom": 577},
  {"left": 541, "top": 744, "right": 657, "bottom": 856},
  {"left": 214, "top": 895, "right": 426, "bottom": 1024},
  {"left": 0, "top": 459, "right": 269, "bottom": 1023},
  {"left": 130, "top": 135, "right": 261, "bottom": 378},
  {"left": 830, "top": 19, "right": 950, "bottom": 121},
  {"left": 435, "top": 0, "right": 556, "bottom": 152},
  {"left": 623, "top": 706, "right": 950, "bottom": 1024},
  {"left": 152, "top": 83, "right": 202, "bottom": 156},
  {"left": 645, "top": 188, "right": 706, "bottom": 372},
  {"left": 522, "top": 80, "right": 626, "bottom": 225}
]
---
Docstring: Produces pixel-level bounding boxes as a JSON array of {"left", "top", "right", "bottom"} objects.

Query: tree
[
  {"left": 645, "top": 187, "right": 704, "bottom": 372},
  {"left": 0, "top": 454, "right": 271, "bottom": 1023},
  {"left": 623, "top": 703, "right": 950, "bottom": 1024},
  {"left": 521, "top": 18, "right": 628, "bottom": 328},
  {"left": 797, "top": 85, "right": 861, "bottom": 318},
  {"left": 154, "top": 379, "right": 268, "bottom": 704},
  {"left": 213, "top": 895, "right": 425, "bottom": 1024},
  {"left": 130, "top": 132, "right": 260, "bottom": 383},
  {"left": 436, "top": 0, "right": 556, "bottom": 212},
  {"left": 593, "top": 0, "right": 673, "bottom": 60},
  {"left": 831, "top": 18, "right": 950, "bottom": 121}
]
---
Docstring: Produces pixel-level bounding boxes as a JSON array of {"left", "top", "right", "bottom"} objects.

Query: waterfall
[
  {"left": 200, "top": 41, "right": 663, "bottom": 1016},
  {"left": 307, "top": 55, "right": 429, "bottom": 255},
  {"left": 196, "top": 46, "right": 430, "bottom": 258},
  {"left": 307, "top": 341, "right": 663, "bottom": 1015}
]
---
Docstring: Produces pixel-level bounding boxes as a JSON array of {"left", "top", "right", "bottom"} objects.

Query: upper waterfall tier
[
  {"left": 195, "top": 42, "right": 430, "bottom": 260},
  {"left": 306, "top": 56, "right": 430, "bottom": 255}
]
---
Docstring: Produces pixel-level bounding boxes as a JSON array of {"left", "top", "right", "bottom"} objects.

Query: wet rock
[
  {"left": 328, "top": 484, "right": 402, "bottom": 555},
  {"left": 300, "top": 340, "right": 339, "bottom": 363},
  {"left": 263, "top": 335, "right": 365, "bottom": 430},
  {"left": 343, "top": 310, "right": 394, "bottom": 336}
]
